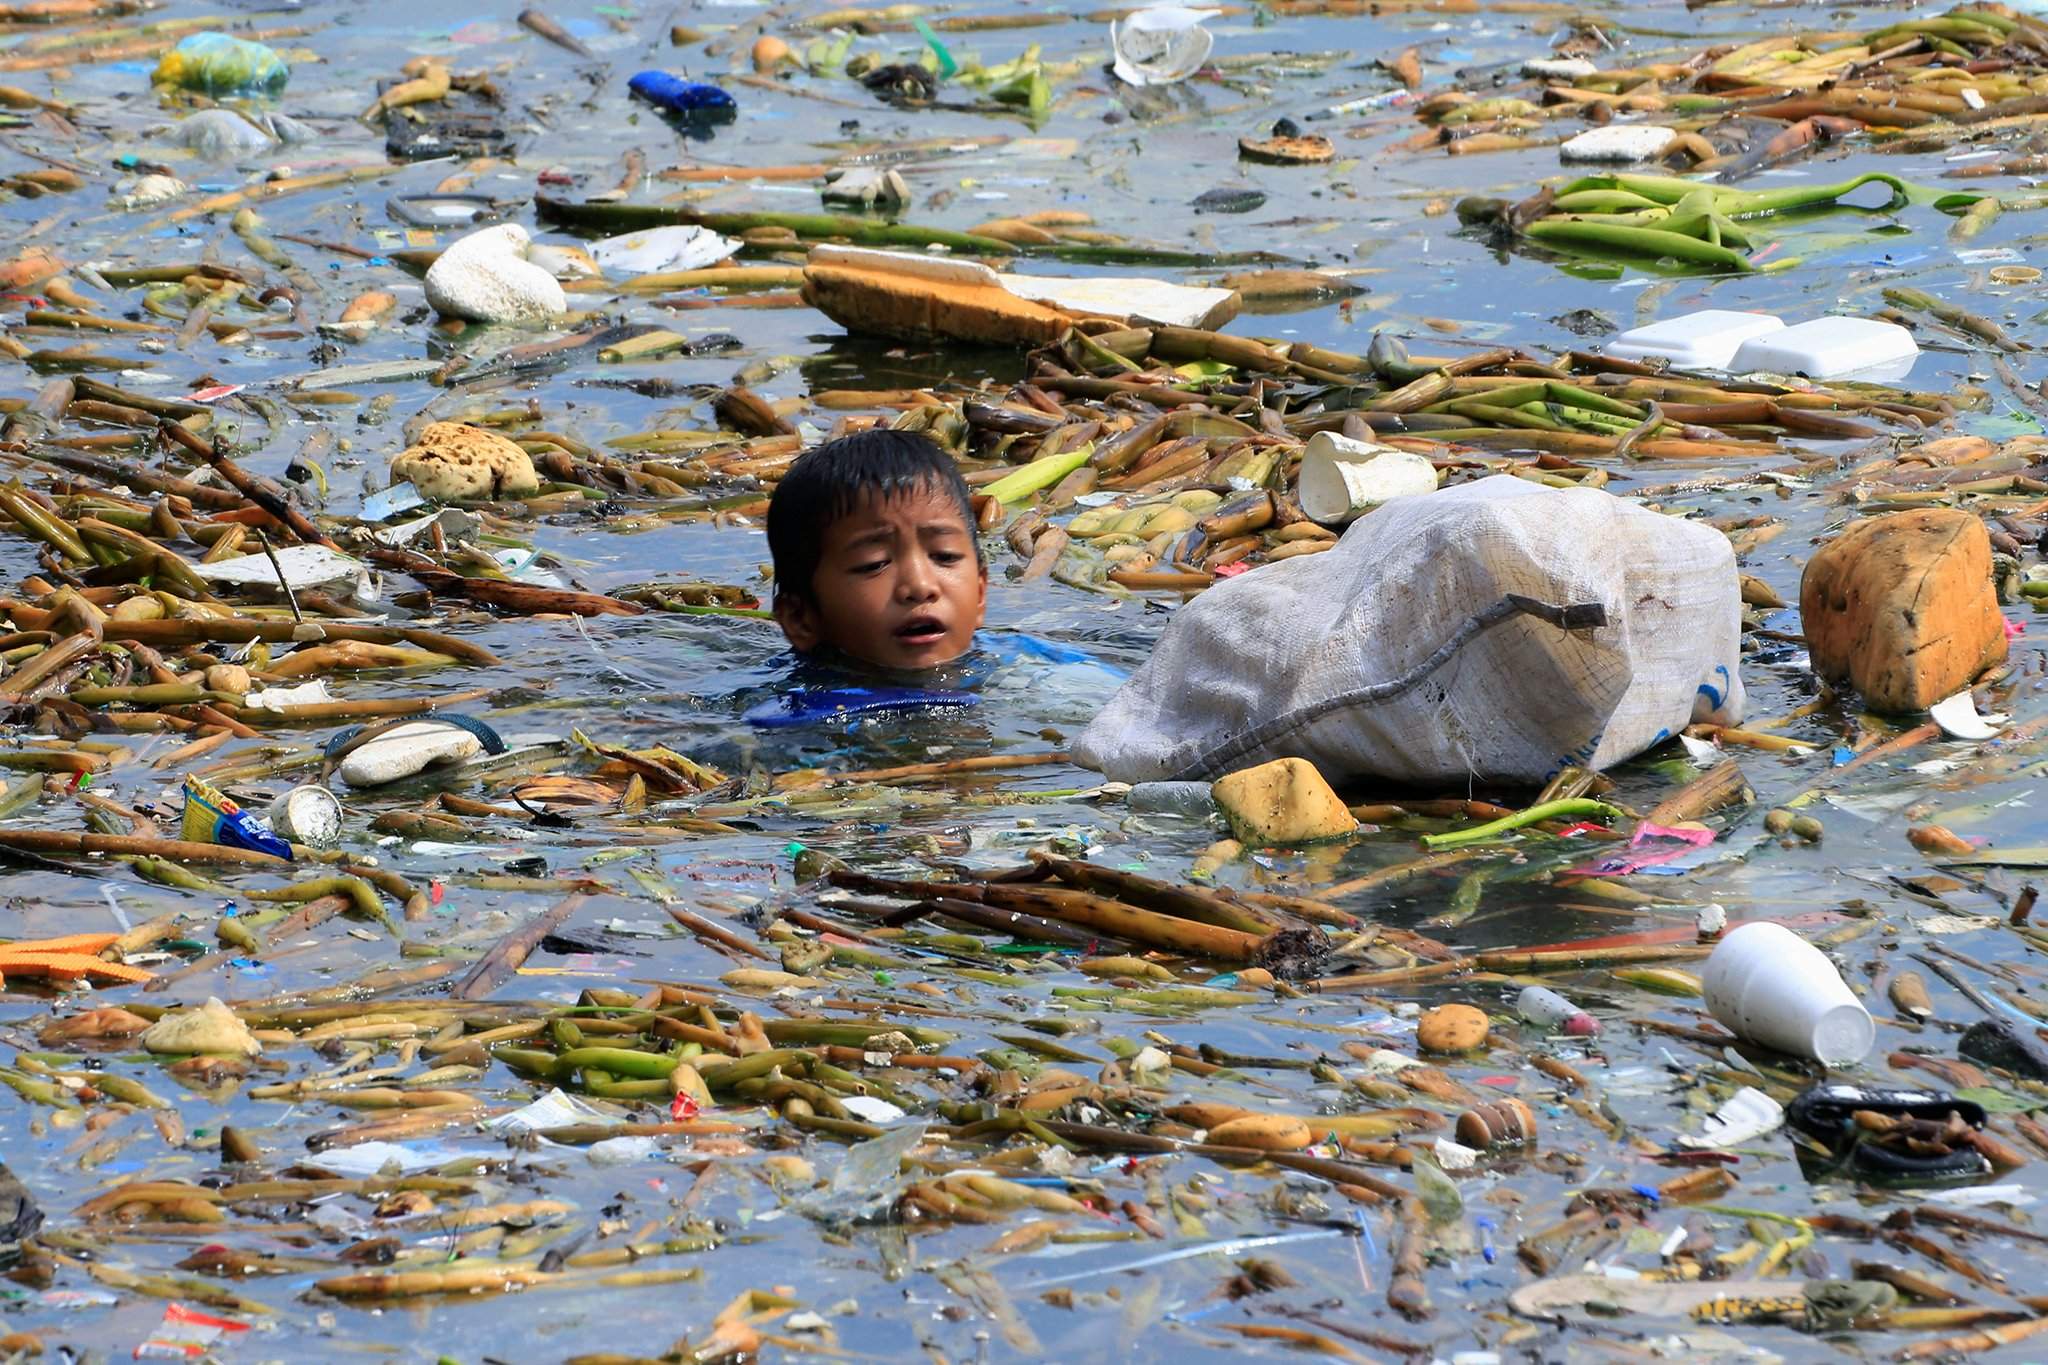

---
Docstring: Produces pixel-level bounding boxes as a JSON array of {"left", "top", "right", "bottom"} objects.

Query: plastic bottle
[
  {"left": 1126, "top": 780, "right": 1219, "bottom": 818},
  {"left": 627, "top": 71, "right": 737, "bottom": 120},
  {"left": 1516, "top": 986, "right": 1599, "bottom": 1036},
  {"left": 152, "top": 33, "right": 290, "bottom": 96}
]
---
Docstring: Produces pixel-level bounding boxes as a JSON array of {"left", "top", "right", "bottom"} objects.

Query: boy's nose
[{"left": 896, "top": 555, "right": 939, "bottom": 601}]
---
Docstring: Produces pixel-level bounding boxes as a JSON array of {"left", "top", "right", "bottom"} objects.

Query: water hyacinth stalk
[{"left": 982, "top": 445, "right": 1095, "bottom": 504}]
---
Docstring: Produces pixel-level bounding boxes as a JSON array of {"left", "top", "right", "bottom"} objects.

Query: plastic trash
[
  {"left": 1785, "top": 1083, "right": 1989, "bottom": 1183},
  {"left": 743, "top": 687, "right": 978, "bottom": 730},
  {"left": 1605, "top": 310, "right": 1787, "bottom": 371},
  {"left": 1729, "top": 316, "right": 1919, "bottom": 381},
  {"left": 191, "top": 544, "right": 370, "bottom": 596},
  {"left": 1701, "top": 922, "right": 1875, "bottom": 1066},
  {"left": 151, "top": 33, "right": 289, "bottom": 96},
  {"left": 1126, "top": 780, "right": 1219, "bottom": 817},
  {"left": 1929, "top": 689, "right": 2004, "bottom": 740},
  {"left": 1516, "top": 986, "right": 1598, "bottom": 1036},
  {"left": 589, "top": 224, "right": 738, "bottom": 276},
  {"left": 137, "top": 1304, "right": 252, "bottom": 1359},
  {"left": 1522, "top": 56, "right": 1596, "bottom": 79},
  {"left": 627, "top": 71, "right": 737, "bottom": 121},
  {"left": 331, "top": 715, "right": 507, "bottom": 788},
  {"left": 1559, "top": 124, "right": 1676, "bottom": 162},
  {"left": 169, "top": 108, "right": 273, "bottom": 158},
  {"left": 269, "top": 785, "right": 342, "bottom": 847},
  {"left": 1679, "top": 1086, "right": 1784, "bottom": 1149},
  {"left": 796, "top": 1122, "right": 928, "bottom": 1223},
  {"left": 1110, "top": 5, "right": 1218, "bottom": 87},
  {"left": 1960, "top": 1016, "right": 2048, "bottom": 1080},
  {"left": 181, "top": 775, "right": 292, "bottom": 860},
  {"left": 803, "top": 244, "right": 1240, "bottom": 347},
  {"left": 1076, "top": 476, "right": 1746, "bottom": 785},
  {"left": 1296, "top": 433, "right": 1439, "bottom": 525},
  {"left": 821, "top": 167, "right": 911, "bottom": 210}
]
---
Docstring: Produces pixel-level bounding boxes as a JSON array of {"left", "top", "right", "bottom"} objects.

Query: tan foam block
[
  {"left": 1211, "top": 756, "right": 1356, "bottom": 845},
  {"left": 801, "top": 263, "right": 1076, "bottom": 347},
  {"left": 1799, "top": 508, "right": 2006, "bottom": 713}
]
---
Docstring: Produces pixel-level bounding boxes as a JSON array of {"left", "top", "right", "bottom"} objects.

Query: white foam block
[
  {"left": 1560, "top": 124, "right": 1676, "bottom": 163},
  {"left": 1729, "top": 315, "right": 1919, "bottom": 381},
  {"left": 1606, "top": 310, "right": 1786, "bottom": 371}
]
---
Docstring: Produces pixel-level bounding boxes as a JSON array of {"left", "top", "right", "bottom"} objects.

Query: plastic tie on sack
[
  {"left": 744, "top": 687, "right": 978, "bottom": 730},
  {"left": 180, "top": 775, "right": 292, "bottom": 860}
]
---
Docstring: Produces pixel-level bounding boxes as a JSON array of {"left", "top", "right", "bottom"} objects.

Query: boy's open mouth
[{"left": 894, "top": 615, "right": 946, "bottom": 646}]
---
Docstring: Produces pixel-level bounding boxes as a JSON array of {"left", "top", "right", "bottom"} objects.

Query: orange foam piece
[
  {"left": 0, "top": 952, "right": 151, "bottom": 983},
  {"left": 2, "top": 932, "right": 122, "bottom": 956}
]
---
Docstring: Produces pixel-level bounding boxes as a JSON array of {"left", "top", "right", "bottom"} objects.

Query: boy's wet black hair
[{"left": 766, "top": 428, "right": 982, "bottom": 604}]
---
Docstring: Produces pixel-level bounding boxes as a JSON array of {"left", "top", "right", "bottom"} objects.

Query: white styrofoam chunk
[
  {"left": 1559, "top": 124, "right": 1676, "bottom": 163},
  {"left": 1001, "top": 272, "right": 1238, "bottom": 329},
  {"left": 1524, "top": 56, "right": 1597, "bottom": 79},
  {"left": 1606, "top": 309, "right": 1787, "bottom": 371},
  {"left": 1730, "top": 315, "right": 1920, "bottom": 380}
]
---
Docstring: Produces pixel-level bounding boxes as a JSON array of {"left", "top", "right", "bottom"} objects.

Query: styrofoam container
[
  {"left": 1559, "top": 124, "right": 1676, "bottom": 163},
  {"left": 1729, "top": 315, "right": 1920, "bottom": 381},
  {"left": 1606, "top": 310, "right": 1786, "bottom": 371},
  {"left": 1297, "top": 433, "right": 1440, "bottom": 525}
]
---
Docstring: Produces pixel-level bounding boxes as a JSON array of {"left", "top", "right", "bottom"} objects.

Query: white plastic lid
[
  {"left": 1605, "top": 310, "right": 1786, "bottom": 370},
  {"left": 1729, "top": 315, "right": 1920, "bottom": 381}
]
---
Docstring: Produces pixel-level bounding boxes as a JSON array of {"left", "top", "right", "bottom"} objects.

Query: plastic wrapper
[
  {"left": 180, "top": 775, "right": 292, "bottom": 860},
  {"left": 152, "top": 33, "right": 290, "bottom": 96}
]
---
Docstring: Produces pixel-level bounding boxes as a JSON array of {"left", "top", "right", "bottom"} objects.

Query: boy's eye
[
  {"left": 851, "top": 558, "right": 887, "bottom": 574},
  {"left": 932, "top": 551, "right": 964, "bottom": 566}
]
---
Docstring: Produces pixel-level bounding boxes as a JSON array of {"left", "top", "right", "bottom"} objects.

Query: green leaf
[{"left": 1955, "top": 1086, "right": 2038, "bottom": 1114}]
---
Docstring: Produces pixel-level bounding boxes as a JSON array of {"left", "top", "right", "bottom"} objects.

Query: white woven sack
[{"left": 1075, "top": 476, "right": 1743, "bottom": 785}]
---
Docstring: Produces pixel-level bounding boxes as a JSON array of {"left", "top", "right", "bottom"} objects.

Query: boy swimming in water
[{"left": 767, "top": 428, "right": 988, "bottom": 671}]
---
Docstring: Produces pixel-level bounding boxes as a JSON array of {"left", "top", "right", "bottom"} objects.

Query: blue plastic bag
[{"left": 744, "top": 687, "right": 976, "bottom": 730}]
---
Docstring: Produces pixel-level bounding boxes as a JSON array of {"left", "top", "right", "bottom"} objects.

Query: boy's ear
[
  {"left": 773, "top": 593, "right": 822, "bottom": 652},
  {"left": 973, "top": 562, "right": 988, "bottom": 625}
]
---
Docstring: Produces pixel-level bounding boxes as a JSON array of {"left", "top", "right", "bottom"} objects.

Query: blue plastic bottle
[{"left": 627, "top": 71, "right": 737, "bottom": 120}]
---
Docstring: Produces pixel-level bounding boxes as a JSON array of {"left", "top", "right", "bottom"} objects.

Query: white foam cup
[
  {"left": 1701, "top": 921, "right": 1874, "bottom": 1066},
  {"left": 270, "top": 784, "right": 342, "bottom": 846},
  {"left": 1297, "top": 432, "right": 1439, "bottom": 525}
]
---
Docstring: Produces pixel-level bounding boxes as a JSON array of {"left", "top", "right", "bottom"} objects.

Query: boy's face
[{"left": 774, "top": 484, "right": 987, "bottom": 670}]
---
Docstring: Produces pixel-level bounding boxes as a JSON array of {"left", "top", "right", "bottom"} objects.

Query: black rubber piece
[{"left": 1785, "top": 1083, "right": 1991, "bottom": 1185}]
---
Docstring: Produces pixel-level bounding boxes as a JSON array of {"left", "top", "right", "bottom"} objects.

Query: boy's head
[{"left": 767, "top": 428, "right": 987, "bottom": 670}]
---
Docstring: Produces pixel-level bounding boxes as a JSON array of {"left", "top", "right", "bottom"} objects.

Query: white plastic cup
[
  {"left": 1110, "top": 6, "right": 1217, "bottom": 87},
  {"left": 1296, "top": 432, "right": 1439, "bottom": 526},
  {"left": 1701, "top": 922, "right": 1874, "bottom": 1067}
]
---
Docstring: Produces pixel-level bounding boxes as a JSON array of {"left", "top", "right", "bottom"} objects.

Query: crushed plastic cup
[
  {"left": 270, "top": 785, "right": 342, "bottom": 847},
  {"left": 1110, "top": 5, "right": 1219, "bottom": 87},
  {"left": 1296, "top": 432, "right": 1439, "bottom": 525},
  {"left": 1701, "top": 921, "right": 1875, "bottom": 1067}
]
